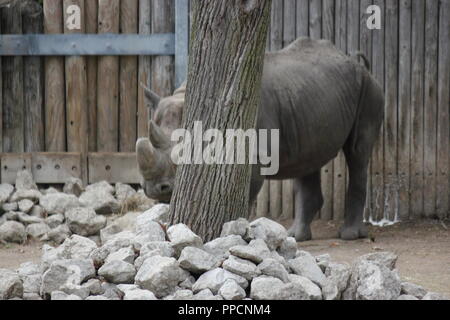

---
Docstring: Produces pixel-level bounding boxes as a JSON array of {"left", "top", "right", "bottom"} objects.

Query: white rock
[
  {"left": 193, "top": 289, "right": 222, "bottom": 300},
  {"left": 0, "top": 221, "right": 26, "bottom": 243},
  {"left": 288, "top": 274, "right": 322, "bottom": 300},
  {"left": 47, "top": 224, "right": 71, "bottom": 245},
  {"left": 247, "top": 217, "right": 287, "bottom": 250},
  {"left": 219, "top": 279, "right": 246, "bottom": 300},
  {"left": 289, "top": 251, "right": 326, "bottom": 287},
  {"left": 45, "top": 214, "right": 65, "bottom": 229},
  {"left": 178, "top": 247, "right": 219, "bottom": 274},
  {"left": 15, "top": 170, "right": 37, "bottom": 190},
  {"left": 0, "top": 184, "right": 14, "bottom": 204},
  {"left": 10, "top": 189, "right": 42, "bottom": 203},
  {"left": 192, "top": 268, "right": 248, "bottom": 294},
  {"left": 322, "top": 278, "right": 340, "bottom": 300},
  {"left": 17, "top": 262, "right": 41, "bottom": 294},
  {"left": 63, "top": 177, "right": 84, "bottom": 197},
  {"left": 65, "top": 207, "right": 107, "bottom": 237},
  {"left": 422, "top": 292, "right": 448, "bottom": 300},
  {"left": 79, "top": 187, "right": 119, "bottom": 215},
  {"left": 105, "top": 247, "right": 135, "bottom": 265},
  {"left": 86, "top": 181, "right": 114, "bottom": 194},
  {"left": 59, "top": 283, "right": 90, "bottom": 299},
  {"left": 222, "top": 255, "right": 261, "bottom": 281},
  {"left": 137, "top": 204, "right": 170, "bottom": 225},
  {"left": 17, "top": 212, "right": 44, "bottom": 225},
  {"left": 85, "top": 295, "right": 110, "bottom": 300},
  {"left": 397, "top": 294, "right": 419, "bottom": 300},
  {"left": 277, "top": 237, "right": 298, "bottom": 260},
  {"left": 401, "top": 282, "right": 427, "bottom": 299},
  {"left": 135, "top": 255, "right": 189, "bottom": 298},
  {"left": 203, "top": 235, "right": 247, "bottom": 259},
  {"left": 29, "top": 205, "right": 45, "bottom": 218},
  {"left": 51, "top": 291, "right": 82, "bottom": 300},
  {"left": 18, "top": 199, "right": 34, "bottom": 213},
  {"left": 250, "top": 276, "right": 285, "bottom": 300},
  {"left": 41, "top": 259, "right": 95, "bottom": 295},
  {"left": 134, "top": 219, "right": 166, "bottom": 244},
  {"left": 257, "top": 258, "right": 290, "bottom": 283},
  {"left": 40, "top": 193, "right": 80, "bottom": 215},
  {"left": 221, "top": 218, "right": 249, "bottom": 238},
  {"left": 57, "top": 235, "right": 98, "bottom": 260},
  {"left": 2, "top": 202, "right": 18, "bottom": 212},
  {"left": 124, "top": 289, "right": 158, "bottom": 300},
  {"left": 179, "top": 276, "right": 196, "bottom": 290},
  {"left": 229, "top": 239, "right": 271, "bottom": 264},
  {"left": 98, "top": 260, "right": 136, "bottom": 284},
  {"left": 357, "top": 252, "right": 398, "bottom": 270},
  {"left": 82, "top": 279, "right": 104, "bottom": 296},
  {"left": 140, "top": 241, "right": 174, "bottom": 258},
  {"left": 0, "top": 269, "right": 23, "bottom": 300},
  {"left": 325, "top": 262, "right": 351, "bottom": 294},
  {"left": 167, "top": 224, "right": 203, "bottom": 255},
  {"left": 165, "top": 289, "right": 194, "bottom": 300},
  {"left": 100, "top": 224, "right": 123, "bottom": 244},
  {"left": 115, "top": 183, "right": 137, "bottom": 203},
  {"left": 316, "top": 254, "right": 331, "bottom": 272},
  {"left": 26, "top": 223, "right": 50, "bottom": 239}
]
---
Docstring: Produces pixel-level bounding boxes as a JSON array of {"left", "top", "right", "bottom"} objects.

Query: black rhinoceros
[{"left": 136, "top": 37, "right": 384, "bottom": 242}]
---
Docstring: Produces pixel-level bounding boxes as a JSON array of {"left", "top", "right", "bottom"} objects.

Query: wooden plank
[
  {"left": 43, "top": 0, "right": 66, "bottom": 152},
  {"left": 423, "top": 0, "right": 438, "bottom": 218},
  {"left": 384, "top": 0, "right": 399, "bottom": 221},
  {"left": 333, "top": 0, "right": 347, "bottom": 221},
  {"left": 120, "top": 0, "right": 138, "bottom": 152},
  {"left": 283, "top": 0, "right": 296, "bottom": 47},
  {"left": 85, "top": 0, "right": 98, "bottom": 152},
  {"left": 398, "top": 0, "right": 412, "bottom": 221},
  {"left": 23, "top": 1, "right": 44, "bottom": 152},
  {"left": 1, "top": 1, "right": 24, "bottom": 152},
  {"left": 151, "top": 0, "right": 175, "bottom": 96},
  {"left": 371, "top": 0, "right": 385, "bottom": 222},
  {"left": 88, "top": 153, "right": 141, "bottom": 184},
  {"left": 64, "top": 0, "right": 88, "bottom": 186},
  {"left": 32, "top": 153, "right": 82, "bottom": 183},
  {"left": 256, "top": 181, "right": 269, "bottom": 218},
  {"left": 269, "top": 0, "right": 283, "bottom": 219},
  {"left": 309, "top": 0, "right": 322, "bottom": 39},
  {"left": 360, "top": 0, "right": 373, "bottom": 221},
  {"left": 320, "top": 0, "right": 335, "bottom": 221},
  {"left": 437, "top": 0, "right": 450, "bottom": 219},
  {"left": 97, "top": 0, "right": 120, "bottom": 152},
  {"left": 410, "top": 0, "right": 425, "bottom": 219},
  {"left": 296, "top": 0, "right": 309, "bottom": 37},
  {"left": 137, "top": 0, "right": 151, "bottom": 138},
  {"left": 0, "top": 154, "right": 32, "bottom": 184},
  {"left": 175, "top": 0, "right": 189, "bottom": 88}
]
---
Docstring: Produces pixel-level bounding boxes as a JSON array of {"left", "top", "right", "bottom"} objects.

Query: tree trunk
[{"left": 169, "top": 0, "right": 271, "bottom": 241}]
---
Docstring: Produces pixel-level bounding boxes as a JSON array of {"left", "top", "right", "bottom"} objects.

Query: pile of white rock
[
  {"left": 0, "top": 203, "right": 447, "bottom": 301},
  {"left": 0, "top": 170, "right": 154, "bottom": 245}
]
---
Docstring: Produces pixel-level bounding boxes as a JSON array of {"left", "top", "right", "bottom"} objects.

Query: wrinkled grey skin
[{"left": 137, "top": 38, "right": 384, "bottom": 241}]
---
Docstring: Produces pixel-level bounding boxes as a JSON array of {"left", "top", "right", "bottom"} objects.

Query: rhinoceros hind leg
[{"left": 288, "top": 172, "right": 323, "bottom": 242}]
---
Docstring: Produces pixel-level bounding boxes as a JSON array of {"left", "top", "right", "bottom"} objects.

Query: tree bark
[{"left": 169, "top": 0, "right": 271, "bottom": 241}]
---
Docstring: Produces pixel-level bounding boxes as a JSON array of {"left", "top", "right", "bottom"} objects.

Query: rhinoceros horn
[
  {"left": 140, "top": 82, "right": 161, "bottom": 108},
  {"left": 149, "top": 120, "right": 171, "bottom": 150},
  {"left": 136, "top": 137, "right": 168, "bottom": 178}
]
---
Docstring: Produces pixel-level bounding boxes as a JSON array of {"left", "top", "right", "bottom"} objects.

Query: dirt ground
[{"left": 0, "top": 219, "right": 449, "bottom": 297}]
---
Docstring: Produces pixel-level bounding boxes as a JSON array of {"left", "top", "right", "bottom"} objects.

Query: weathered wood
[
  {"left": 283, "top": 0, "right": 296, "bottom": 47},
  {"left": 1, "top": 1, "right": 24, "bottom": 152},
  {"left": 32, "top": 153, "right": 82, "bottom": 183},
  {"left": 120, "top": 0, "right": 138, "bottom": 152},
  {"left": 1, "top": 154, "right": 32, "bottom": 184},
  {"left": 423, "top": 0, "right": 438, "bottom": 218},
  {"left": 410, "top": 0, "right": 425, "bottom": 219},
  {"left": 322, "top": 0, "right": 335, "bottom": 42},
  {"left": 437, "top": 0, "right": 450, "bottom": 219},
  {"left": 85, "top": 0, "right": 98, "bottom": 152},
  {"left": 269, "top": 0, "right": 283, "bottom": 220},
  {"left": 63, "top": 0, "right": 88, "bottom": 186},
  {"left": 88, "top": 153, "right": 141, "bottom": 184},
  {"left": 333, "top": 0, "right": 347, "bottom": 221},
  {"left": 296, "top": 0, "right": 309, "bottom": 37},
  {"left": 398, "top": 0, "right": 412, "bottom": 221},
  {"left": 137, "top": 0, "right": 151, "bottom": 138},
  {"left": 44, "top": 0, "right": 66, "bottom": 152},
  {"left": 256, "top": 181, "right": 269, "bottom": 218},
  {"left": 371, "top": 0, "right": 385, "bottom": 222},
  {"left": 23, "top": 0, "right": 44, "bottom": 152},
  {"left": 309, "top": 0, "right": 322, "bottom": 39},
  {"left": 97, "top": 0, "right": 120, "bottom": 152},
  {"left": 384, "top": 0, "right": 399, "bottom": 221},
  {"left": 175, "top": 0, "right": 189, "bottom": 87}
]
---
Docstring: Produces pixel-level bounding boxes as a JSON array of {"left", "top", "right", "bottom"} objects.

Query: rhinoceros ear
[
  {"left": 136, "top": 138, "right": 156, "bottom": 178},
  {"left": 149, "top": 120, "right": 171, "bottom": 150},
  {"left": 140, "top": 82, "right": 161, "bottom": 109}
]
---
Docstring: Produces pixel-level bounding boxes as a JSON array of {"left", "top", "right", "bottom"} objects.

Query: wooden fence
[{"left": 0, "top": 0, "right": 449, "bottom": 222}]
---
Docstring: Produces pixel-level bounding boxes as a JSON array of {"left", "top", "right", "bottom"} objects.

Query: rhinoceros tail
[{"left": 354, "top": 52, "right": 371, "bottom": 71}]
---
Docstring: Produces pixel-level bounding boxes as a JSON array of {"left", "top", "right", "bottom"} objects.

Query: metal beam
[{"left": 0, "top": 33, "right": 175, "bottom": 56}]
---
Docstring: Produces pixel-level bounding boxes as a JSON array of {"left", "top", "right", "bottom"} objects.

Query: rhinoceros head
[{"left": 136, "top": 84, "right": 186, "bottom": 203}]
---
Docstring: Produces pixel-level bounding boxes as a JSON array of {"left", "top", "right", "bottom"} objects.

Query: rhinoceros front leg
[{"left": 288, "top": 172, "right": 324, "bottom": 242}]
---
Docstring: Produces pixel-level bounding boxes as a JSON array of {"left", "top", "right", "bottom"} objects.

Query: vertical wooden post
[
  {"left": 175, "top": 0, "right": 189, "bottom": 88},
  {"left": 44, "top": 0, "right": 66, "bottom": 152},
  {"left": 120, "top": 0, "right": 138, "bottom": 152},
  {"left": 137, "top": 0, "right": 151, "bottom": 138},
  {"left": 384, "top": 0, "right": 399, "bottom": 221},
  {"left": 410, "top": 0, "right": 425, "bottom": 219},
  {"left": 296, "top": 0, "right": 309, "bottom": 37},
  {"left": 63, "top": 0, "right": 88, "bottom": 182},
  {"left": 309, "top": 0, "right": 322, "bottom": 40},
  {"left": 23, "top": 0, "right": 45, "bottom": 152},
  {"left": 437, "top": 0, "right": 450, "bottom": 219},
  {"left": 97, "top": 0, "right": 120, "bottom": 152},
  {"left": 1, "top": 1, "right": 24, "bottom": 153},
  {"left": 398, "top": 0, "right": 412, "bottom": 221},
  {"left": 86, "top": 0, "right": 98, "bottom": 152},
  {"left": 423, "top": 0, "right": 438, "bottom": 218}
]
